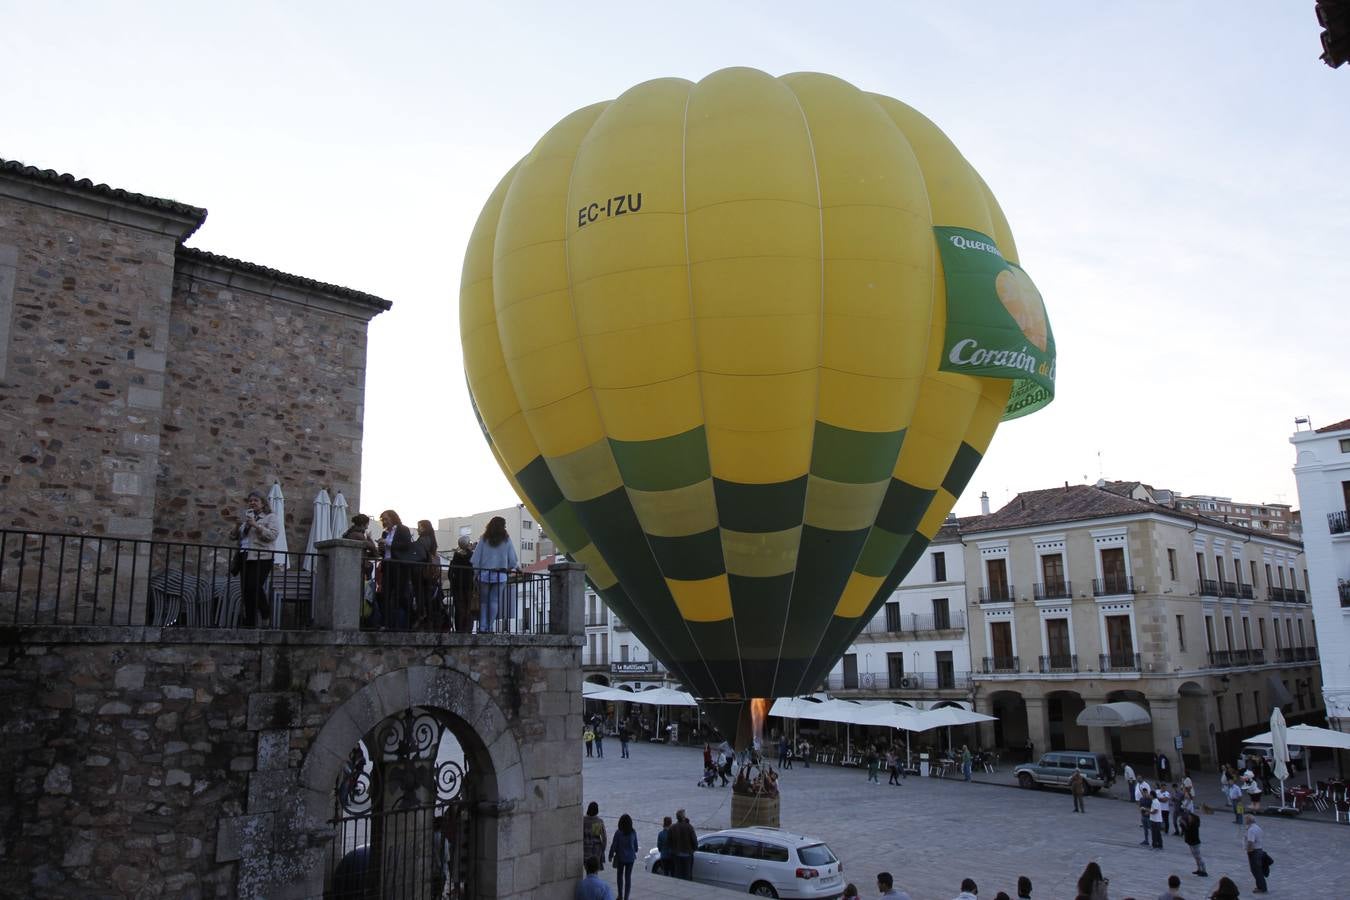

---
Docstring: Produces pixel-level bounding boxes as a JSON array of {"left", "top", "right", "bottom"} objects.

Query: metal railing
[
  {"left": 373, "top": 559, "right": 552, "bottom": 635},
  {"left": 1098, "top": 652, "right": 1141, "bottom": 672},
  {"left": 1093, "top": 574, "right": 1136, "bottom": 596},
  {"left": 1219, "top": 581, "right": 1241, "bottom": 599},
  {"left": 1277, "top": 646, "right": 1318, "bottom": 663},
  {"left": 1238, "top": 583, "right": 1254, "bottom": 600},
  {"left": 861, "top": 609, "right": 967, "bottom": 635},
  {"left": 1038, "top": 653, "right": 1078, "bottom": 673},
  {"left": 1267, "top": 586, "right": 1304, "bottom": 603},
  {"left": 1340, "top": 580, "right": 1350, "bottom": 608},
  {"left": 1198, "top": 578, "right": 1220, "bottom": 598},
  {"left": 978, "top": 584, "right": 1015, "bottom": 603},
  {"left": 0, "top": 528, "right": 316, "bottom": 628},
  {"left": 825, "top": 670, "right": 972, "bottom": 692},
  {"left": 1329, "top": 510, "right": 1349, "bottom": 535},
  {"left": 981, "top": 655, "right": 1019, "bottom": 674},
  {"left": 1033, "top": 580, "right": 1072, "bottom": 601},
  {"left": 584, "top": 613, "right": 608, "bottom": 627}
]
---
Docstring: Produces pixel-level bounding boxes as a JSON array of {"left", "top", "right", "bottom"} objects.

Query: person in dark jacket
[
  {"left": 667, "top": 808, "right": 697, "bottom": 880},
  {"left": 1181, "top": 809, "right": 1208, "bottom": 877},
  {"left": 448, "top": 536, "right": 476, "bottom": 632},
  {"left": 607, "top": 813, "right": 638, "bottom": 900},
  {"left": 412, "top": 519, "right": 440, "bottom": 628},
  {"left": 377, "top": 510, "right": 416, "bottom": 629},
  {"left": 655, "top": 815, "right": 673, "bottom": 875}
]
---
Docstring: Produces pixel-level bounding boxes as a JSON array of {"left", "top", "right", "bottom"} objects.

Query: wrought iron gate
[{"left": 327, "top": 707, "right": 474, "bottom": 899}]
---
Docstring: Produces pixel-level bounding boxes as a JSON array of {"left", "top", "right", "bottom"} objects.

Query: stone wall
[
  {"left": 0, "top": 185, "right": 196, "bottom": 538},
  {"left": 155, "top": 251, "right": 378, "bottom": 546},
  {"left": 0, "top": 626, "right": 584, "bottom": 899},
  {"left": 0, "top": 163, "right": 388, "bottom": 548}
]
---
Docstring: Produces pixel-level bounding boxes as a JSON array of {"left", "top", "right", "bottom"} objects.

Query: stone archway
[
  {"left": 988, "top": 690, "right": 1028, "bottom": 757},
  {"left": 293, "top": 666, "right": 524, "bottom": 899},
  {"left": 1045, "top": 690, "right": 1087, "bottom": 751}
]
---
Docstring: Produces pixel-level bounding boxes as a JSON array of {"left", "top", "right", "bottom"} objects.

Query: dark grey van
[{"left": 1013, "top": 751, "right": 1114, "bottom": 792}]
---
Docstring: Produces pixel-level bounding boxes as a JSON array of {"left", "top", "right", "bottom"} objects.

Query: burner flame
[{"left": 749, "top": 698, "right": 769, "bottom": 749}]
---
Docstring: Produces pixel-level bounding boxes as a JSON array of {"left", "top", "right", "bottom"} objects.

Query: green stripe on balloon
[
  {"left": 712, "top": 476, "right": 808, "bottom": 533},
  {"left": 726, "top": 572, "right": 796, "bottom": 661},
  {"left": 809, "top": 421, "right": 906, "bottom": 484},
  {"left": 778, "top": 524, "right": 870, "bottom": 659},
  {"left": 854, "top": 526, "right": 910, "bottom": 578},
  {"left": 515, "top": 455, "right": 565, "bottom": 512},
  {"left": 647, "top": 527, "right": 726, "bottom": 582},
  {"left": 941, "top": 441, "right": 983, "bottom": 498},
  {"left": 609, "top": 426, "right": 712, "bottom": 492},
  {"left": 875, "top": 479, "right": 936, "bottom": 535}
]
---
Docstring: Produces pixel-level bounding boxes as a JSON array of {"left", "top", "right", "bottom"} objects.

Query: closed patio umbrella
[
  {"left": 1269, "top": 707, "right": 1291, "bottom": 809},
  {"left": 303, "top": 489, "right": 332, "bottom": 572},
  {"left": 267, "top": 481, "right": 289, "bottom": 567},
  {"left": 330, "top": 491, "right": 350, "bottom": 539}
]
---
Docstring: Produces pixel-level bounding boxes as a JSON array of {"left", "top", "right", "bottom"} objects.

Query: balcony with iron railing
[
  {"left": 1277, "top": 646, "right": 1318, "bottom": 663},
  {"left": 1033, "top": 580, "right": 1073, "bottom": 601},
  {"left": 0, "top": 527, "right": 569, "bottom": 637},
  {"left": 860, "top": 609, "right": 967, "bottom": 636},
  {"left": 980, "top": 655, "right": 1019, "bottom": 674},
  {"left": 1093, "top": 574, "right": 1136, "bottom": 596},
  {"left": 1267, "top": 586, "right": 1305, "bottom": 603},
  {"left": 1329, "top": 509, "right": 1349, "bottom": 535},
  {"left": 1340, "top": 580, "right": 1350, "bottom": 608},
  {"left": 1219, "top": 581, "right": 1241, "bottom": 599},
  {"left": 1038, "top": 653, "right": 1078, "bottom": 673},
  {"left": 824, "top": 670, "right": 972, "bottom": 692},
  {"left": 584, "top": 613, "right": 608, "bottom": 627},
  {"left": 1098, "top": 652, "right": 1141, "bottom": 672},
  {"left": 1238, "top": 583, "right": 1254, "bottom": 600},
  {"left": 1198, "top": 578, "right": 1220, "bottom": 598},
  {"left": 977, "top": 584, "right": 1016, "bottom": 604}
]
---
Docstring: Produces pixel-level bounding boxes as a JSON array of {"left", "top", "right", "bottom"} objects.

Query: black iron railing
[
  {"left": 1340, "top": 580, "right": 1350, "bottom": 608},
  {"left": 981, "top": 655, "right": 1019, "bottom": 674},
  {"left": 370, "top": 559, "right": 552, "bottom": 635},
  {"left": 1033, "top": 580, "right": 1072, "bottom": 600},
  {"left": 883, "top": 670, "right": 972, "bottom": 691},
  {"left": 978, "top": 584, "right": 1016, "bottom": 603},
  {"left": 1208, "top": 649, "right": 1232, "bottom": 668},
  {"left": 1329, "top": 510, "right": 1349, "bottom": 535},
  {"left": 863, "top": 610, "right": 967, "bottom": 635},
  {"left": 0, "top": 528, "right": 316, "bottom": 628},
  {"left": 1094, "top": 574, "right": 1136, "bottom": 596},
  {"left": 1099, "top": 652, "right": 1141, "bottom": 672},
  {"left": 1267, "top": 586, "right": 1295, "bottom": 602},
  {"left": 1198, "top": 578, "right": 1220, "bottom": 597},
  {"left": 1238, "top": 583, "right": 1254, "bottom": 600},
  {"left": 1038, "top": 654, "right": 1078, "bottom": 673},
  {"left": 1219, "top": 581, "right": 1240, "bottom": 599}
]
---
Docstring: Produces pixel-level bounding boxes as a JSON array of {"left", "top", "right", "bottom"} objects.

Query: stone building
[
  {"left": 1, "top": 159, "right": 587, "bottom": 898},
  {"left": 962, "top": 483, "right": 1321, "bottom": 771},
  {"left": 1290, "top": 417, "right": 1350, "bottom": 732},
  {"left": 0, "top": 158, "right": 389, "bottom": 548}
]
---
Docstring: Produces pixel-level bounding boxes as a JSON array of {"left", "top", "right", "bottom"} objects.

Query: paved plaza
[{"left": 583, "top": 742, "right": 1343, "bottom": 899}]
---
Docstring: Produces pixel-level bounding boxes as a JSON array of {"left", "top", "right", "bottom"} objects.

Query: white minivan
[{"left": 644, "top": 826, "right": 844, "bottom": 898}]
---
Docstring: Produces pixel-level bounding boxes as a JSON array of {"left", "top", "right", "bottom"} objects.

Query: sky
[{"left": 3, "top": 2, "right": 1346, "bottom": 522}]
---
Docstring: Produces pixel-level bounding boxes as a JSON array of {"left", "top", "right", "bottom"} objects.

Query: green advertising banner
[{"left": 934, "top": 226, "right": 1056, "bottom": 420}]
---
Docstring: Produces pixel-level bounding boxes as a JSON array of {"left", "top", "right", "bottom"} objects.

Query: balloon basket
[{"left": 731, "top": 792, "right": 780, "bottom": 829}]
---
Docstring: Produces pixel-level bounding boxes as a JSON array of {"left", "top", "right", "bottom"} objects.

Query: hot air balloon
[{"left": 460, "top": 68, "right": 1055, "bottom": 743}]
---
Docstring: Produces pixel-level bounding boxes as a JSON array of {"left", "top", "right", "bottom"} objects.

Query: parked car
[
  {"left": 643, "top": 826, "right": 844, "bottom": 898},
  {"left": 1013, "top": 751, "right": 1115, "bottom": 792},
  {"left": 1238, "top": 743, "right": 1305, "bottom": 773}
]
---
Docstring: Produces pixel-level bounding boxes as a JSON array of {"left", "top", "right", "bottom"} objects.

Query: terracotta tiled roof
[
  {"left": 176, "top": 246, "right": 392, "bottom": 311},
  {"left": 0, "top": 157, "right": 207, "bottom": 235},
  {"left": 1314, "top": 417, "right": 1350, "bottom": 434},
  {"left": 961, "top": 483, "right": 1302, "bottom": 547}
]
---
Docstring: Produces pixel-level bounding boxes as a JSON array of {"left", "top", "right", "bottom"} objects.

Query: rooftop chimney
[{"left": 979, "top": 491, "right": 990, "bottom": 515}]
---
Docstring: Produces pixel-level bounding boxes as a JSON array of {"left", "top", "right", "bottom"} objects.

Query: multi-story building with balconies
[
  {"left": 580, "top": 584, "right": 672, "bottom": 690},
  {"left": 962, "top": 483, "right": 1320, "bottom": 772},
  {"left": 823, "top": 524, "right": 974, "bottom": 709},
  {"left": 1291, "top": 417, "right": 1350, "bottom": 732}
]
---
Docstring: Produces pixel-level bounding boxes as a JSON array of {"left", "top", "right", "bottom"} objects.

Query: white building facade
[
  {"left": 1291, "top": 418, "right": 1350, "bottom": 729},
  {"left": 825, "top": 524, "right": 973, "bottom": 708},
  {"left": 435, "top": 503, "right": 547, "bottom": 566}
]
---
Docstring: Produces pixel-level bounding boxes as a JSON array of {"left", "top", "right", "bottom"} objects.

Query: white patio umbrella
[
  {"left": 914, "top": 705, "right": 997, "bottom": 755},
  {"left": 1243, "top": 722, "right": 1350, "bottom": 787},
  {"left": 330, "top": 491, "right": 350, "bottom": 538},
  {"left": 1269, "top": 707, "right": 1291, "bottom": 809},
  {"left": 303, "top": 489, "right": 332, "bottom": 572},
  {"left": 267, "top": 481, "right": 289, "bottom": 566}
]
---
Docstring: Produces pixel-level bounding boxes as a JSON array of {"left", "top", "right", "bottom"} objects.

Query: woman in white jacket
[{"left": 235, "top": 489, "right": 280, "bottom": 626}]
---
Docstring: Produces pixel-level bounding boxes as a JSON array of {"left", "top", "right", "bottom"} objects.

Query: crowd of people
[{"left": 341, "top": 511, "right": 521, "bottom": 633}]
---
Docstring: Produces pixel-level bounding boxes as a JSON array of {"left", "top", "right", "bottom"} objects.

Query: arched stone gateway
[{"left": 295, "top": 666, "right": 523, "bottom": 899}]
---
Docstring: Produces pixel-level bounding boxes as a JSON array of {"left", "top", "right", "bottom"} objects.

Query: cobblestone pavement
[{"left": 584, "top": 743, "right": 1343, "bottom": 899}]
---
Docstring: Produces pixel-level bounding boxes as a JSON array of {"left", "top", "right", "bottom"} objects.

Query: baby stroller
[{"left": 698, "top": 764, "right": 719, "bottom": 788}]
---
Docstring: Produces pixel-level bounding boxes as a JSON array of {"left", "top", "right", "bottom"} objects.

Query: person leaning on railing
[
  {"left": 448, "top": 536, "right": 476, "bottom": 633},
  {"left": 234, "top": 490, "right": 280, "bottom": 627},
  {"left": 341, "top": 514, "right": 380, "bottom": 625},
  {"left": 470, "top": 515, "right": 518, "bottom": 633}
]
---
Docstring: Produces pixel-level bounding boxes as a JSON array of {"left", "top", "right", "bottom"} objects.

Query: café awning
[{"left": 1077, "top": 701, "right": 1151, "bottom": 727}]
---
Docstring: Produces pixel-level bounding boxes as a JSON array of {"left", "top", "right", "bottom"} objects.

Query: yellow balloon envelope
[{"left": 461, "top": 68, "right": 1055, "bottom": 710}]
